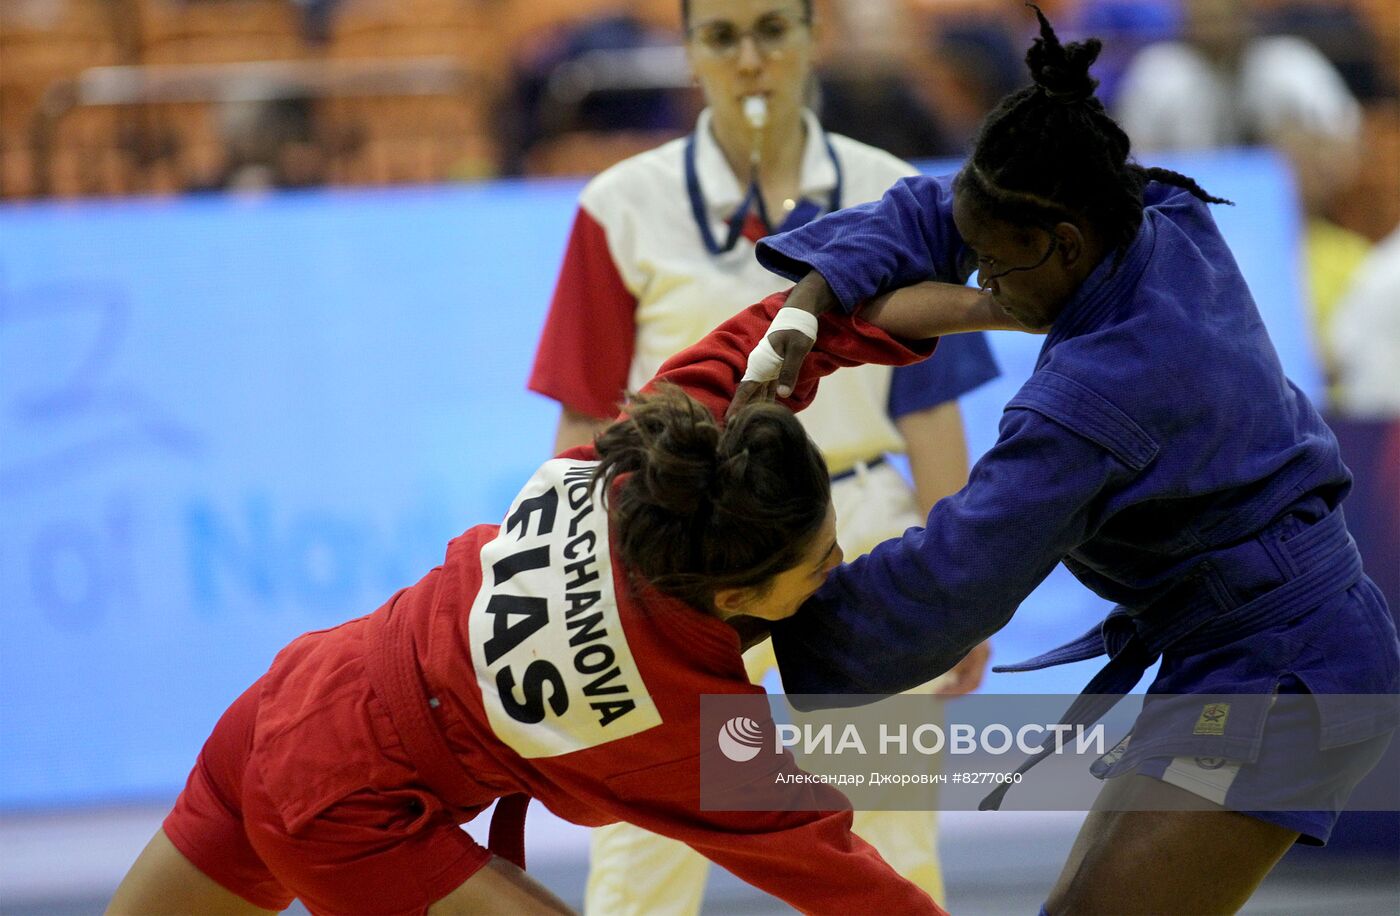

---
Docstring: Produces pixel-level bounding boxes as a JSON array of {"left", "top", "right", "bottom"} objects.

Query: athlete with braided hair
[{"left": 734, "top": 6, "right": 1398, "bottom": 913}]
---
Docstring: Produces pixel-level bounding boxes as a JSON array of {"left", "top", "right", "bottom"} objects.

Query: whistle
[{"left": 743, "top": 95, "right": 768, "bottom": 131}]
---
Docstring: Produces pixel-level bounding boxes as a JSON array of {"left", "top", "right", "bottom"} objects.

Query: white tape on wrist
[{"left": 740, "top": 307, "right": 819, "bottom": 384}]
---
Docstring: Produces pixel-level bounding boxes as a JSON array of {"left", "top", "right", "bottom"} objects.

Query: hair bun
[
  {"left": 714, "top": 448, "right": 751, "bottom": 492},
  {"left": 639, "top": 421, "right": 721, "bottom": 517},
  {"left": 1025, "top": 4, "right": 1101, "bottom": 104}
]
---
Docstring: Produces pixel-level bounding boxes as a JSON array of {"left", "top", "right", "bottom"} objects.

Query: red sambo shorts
[{"left": 163, "top": 667, "right": 492, "bottom": 916}]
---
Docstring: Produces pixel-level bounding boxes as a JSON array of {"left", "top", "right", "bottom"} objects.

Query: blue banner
[{"left": 0, "top": 150, "right": 1321, "bottom": 807}]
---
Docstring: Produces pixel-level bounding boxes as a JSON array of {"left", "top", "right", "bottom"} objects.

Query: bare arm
[
  {"left": 897, "top": 401, "right": 971, "bottom": 512},
  {"left": 779, "top": 268, "right": 843, "bottom": 317},
  {"left": 732, "top": 275, "right": 1017, "bottom": 415},
  {"left": 654, "top": 293, "right": 935, "bottom": 424},
  {"left": 553, "top": 406, "right": 612, "bottom": 455},
  {"left": 782, "top": 272, "right": 1016, "bottom": 335},
  {"left": 862, "top": 280, "right": 1021, "bottom": 338}
]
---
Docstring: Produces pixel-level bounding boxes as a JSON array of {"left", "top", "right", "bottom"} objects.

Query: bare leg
[
  {"left": 428, "top": 855, "right": 575, "bottom": 915},
  {"left": 107, "top": 828, "right": 278, "bottom": 915},
  {"left": 1046, "top": 774, "right": 1298, "bottom": 915}
]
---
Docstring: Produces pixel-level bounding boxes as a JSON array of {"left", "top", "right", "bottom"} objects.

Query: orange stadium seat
[
  {"left": 319, "top": 1, "right": 499, "bottom": 185},
  {"left": 0, "top": 133, "right": 38, "bottom": 197},
  {"left": 135, "top": 0, "right": 306, "bottom": 64},
  {"left": 43, "top": 106, "right": 145, "bottom": 197},
  {"left": 1333, "top": 101, "right": 1400, "bottom": 242},
  {"left": 496, "top": 0, "right": 683, "bottom": 51},
  {"left": 148, "top": 100, "right": 226, "bottom": 190},
  {"left": 130, "top": 1, "right": 306, "bottom": 193},
  {"left": 0, "top": 0, "right": 127, "bottom": 196},
  {"left": 329, "top": 0, "right": 493, "bottom": 62},
  {"left": 520, "top": 128, "right": 682, "bottom": 177},
  {"left": 320, "top": 91, "right": 495, "bottom": 186}
]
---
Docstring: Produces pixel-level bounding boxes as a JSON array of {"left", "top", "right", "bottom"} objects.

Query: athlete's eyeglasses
[
  {"left": 974, "top": 234, "right": 1059, "bottom": 291},
  {"left": 689, "top": 12, "right": 809, "bottom": 59}
]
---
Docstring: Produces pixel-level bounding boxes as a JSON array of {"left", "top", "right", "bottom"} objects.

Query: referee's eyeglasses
[{"left": 689, "top": 11, "right": 810, "bottom": 59}]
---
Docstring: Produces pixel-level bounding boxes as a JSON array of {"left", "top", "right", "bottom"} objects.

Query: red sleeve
[
  {"left": 620, "top": 798, "right": 940, "bottom": 914},
  {"left": 528, "top": 206, "right": 638, "bottom": 420},
  {"left": 592, "top": 710, "right": 944, "bottom": 915},
  {"left": 640, "top": 291, "right": 938, "bottom": 422}
]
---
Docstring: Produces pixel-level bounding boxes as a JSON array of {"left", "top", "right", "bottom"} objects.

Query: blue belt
[
  {"left": 980, "top": 508, "right": 1363, "bottom": 810},
  {"left": 830, "top": 455, "right": 886, "bottom": 483}
]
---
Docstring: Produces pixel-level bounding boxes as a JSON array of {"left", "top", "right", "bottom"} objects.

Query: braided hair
[
  {"left": 958, "top": 5, "right": 1231, "bottom": 258},
  {"left": 592, "top": 385, "right": 830, "bottom": 613}
]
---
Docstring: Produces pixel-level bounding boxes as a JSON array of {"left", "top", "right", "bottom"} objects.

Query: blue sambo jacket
[{"left": 758, "top": 176, "right": 1398, "bottom": 771}]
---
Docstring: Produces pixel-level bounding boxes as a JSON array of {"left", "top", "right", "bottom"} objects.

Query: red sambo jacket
[{"left": 251, "top": 294, "right": 944, "bottom": 915}]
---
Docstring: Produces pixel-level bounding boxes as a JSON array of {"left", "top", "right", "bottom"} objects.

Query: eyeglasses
[
  {"left": 689, "top": 12, "right": 809, "bottom": 59},
  {"left": 973, "top": 234, "right": 1059, "bottom": 290}
]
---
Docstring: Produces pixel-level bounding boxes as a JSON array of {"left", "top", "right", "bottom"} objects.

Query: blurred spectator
[
  {"left": 1064, "top": 0, "right": 1181, "bottom": 107},
  {"left": 1260, "top": 1, "right": 1396, "bottom": 102},
  {"left": 496, "top": 12, "right": 688, "bottom": 176},
  {"left": 1330, "top": 226, "right": 1400, "bottom": 417},
  {"left": 291, "top": 0, "right": 341, "bottom": 45},
  {"left": 814, "top": 0, "right": 959, "bottom": 159},
  {"left": 1113, "top": 0, "right": 1363, "bottom": 151},
  {"left": 924, "top": 13, "right": 1027, "bottom": 151},
  {"left": 1113, "top": 0, "right": 1372, "bottom": 410},
  {"left": 1305, "top": 213, "right": 1373, "bottom": 394},
  {"left": 212, "top": 96, "right": 329, "bottom": 191}
]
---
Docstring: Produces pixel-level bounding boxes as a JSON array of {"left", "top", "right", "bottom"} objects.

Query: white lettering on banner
[
  {"left": 913, "top": 723, "right": 944, "bottom": 755},
  {"left": 805, "top": 724, "right": 833, "bottom": 754},
  {"left": 982, "top": 724, "right": 1013, "bottom": 755},
  {"left": 880, "top": 723, "right": 907, "bottom": 755},
  {"left": 1076, "top": 724, "right": 1107, "bottom": 755},
  {"left": 469, "top": 460, "right": 661, "bottom": 758},
  {"left": 774, "top": 773, "right": 867, "bottom": 786},
  {"left": 769, "top": 722, "right": 1109, "bottom": 758},
  {"left": 1017, "top": 724, "right": 1045, "bottom": 754},
  {"left": 834, "top": 724, "right": 867, "bottom": 755},
  {"left": 867, "top": 773, "right": 944, "bottom": 785}
]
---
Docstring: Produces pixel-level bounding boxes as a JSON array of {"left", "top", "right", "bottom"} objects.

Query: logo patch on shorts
[{"left": 1193, "top": 702, "right": 1230, "bottom": 735}]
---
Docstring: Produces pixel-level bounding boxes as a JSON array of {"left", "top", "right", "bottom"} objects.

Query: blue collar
[
  {"left": 1043, "top": 212, "right": 1158, "bottom": 351},
  {"left": 683, "top": 132, "right": 843, "bottom": 256}
]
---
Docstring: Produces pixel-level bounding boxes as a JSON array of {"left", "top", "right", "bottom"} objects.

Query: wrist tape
[{"left": 740, "top": 307, "right": 819, "bottom": 384}]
